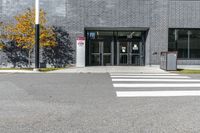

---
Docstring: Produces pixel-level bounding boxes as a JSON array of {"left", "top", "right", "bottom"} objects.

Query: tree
[
  {"left": 0, "top": 8, "right": 56, "bottom": 67},
  {"left": 0, "top": 41, "right": 28, "bottom": 68},
  {"left": 43, "top": 27, "right": 74, "bottom": 68}
]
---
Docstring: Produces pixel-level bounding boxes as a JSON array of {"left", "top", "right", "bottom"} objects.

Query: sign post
[
  {"left": 76, "top": 36, "right": 85, "bottom": 67},
  {"left": 35, "top": 0, "right": 40, "bottom": 70}
]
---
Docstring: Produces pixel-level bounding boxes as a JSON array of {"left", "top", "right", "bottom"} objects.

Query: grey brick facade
[{"left": 0, "top": 0, "right": 200, "bottom": 66}]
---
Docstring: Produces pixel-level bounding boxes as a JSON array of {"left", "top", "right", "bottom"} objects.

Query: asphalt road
[{"left": 0, "top": 73, "right": 200, "bottom": 133}]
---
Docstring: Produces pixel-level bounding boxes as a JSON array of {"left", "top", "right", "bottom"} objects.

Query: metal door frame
[
  {"left": 130, "top": 42, "right": 140, "bottom": 66},
  {"left": 89, "top": 40, "right": 101, "bottom": 66},
  {"left": 102, "top": 41, "right": 114, "bottom": 66},
  {"left": 89, "top": 40, "right": 114, "bottom": 66},
  {"left": 117, "top": 40, "right": 144, "bottom": 66},
  {"left": 117, "top": 41, "right": 130, "bottom": 65}
]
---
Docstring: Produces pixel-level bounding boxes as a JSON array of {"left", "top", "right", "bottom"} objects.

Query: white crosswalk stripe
[
  {"left": 116, "top": 91, "right": 200, "bottom": 97},
  {"left": 110, "top": 73, "right": 200, "bottom": 97},
  {"left": 113, "top": 83, "right": 200, "bottom": 88},
  {"left": 111, "top": 75, "right": 190, "bottom": 79},
  {"left": 110, "top": 73, "right": 179, "bottom": 76},
  {"left": 112, "top": 79, "right": 200, "bottom": 82}
]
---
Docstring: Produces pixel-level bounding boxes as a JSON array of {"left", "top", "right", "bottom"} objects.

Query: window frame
[{"left": 168, "top": 28, "right": 200, "bottom": 60}]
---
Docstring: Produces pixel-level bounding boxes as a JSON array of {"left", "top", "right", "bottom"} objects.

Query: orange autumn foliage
[{"left": 0, "top": 8, "right": 56, "bottom": 50}]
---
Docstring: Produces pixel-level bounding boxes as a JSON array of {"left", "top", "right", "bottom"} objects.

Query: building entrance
[
  {"left": 86, "top": 30, "right": 146, "bottom": 66},
  {"left": 117, "top": 40, "right": 144, "bottom": 65},
  {"left": 89, "top": 39, "right": 114, "bottom": 66}
]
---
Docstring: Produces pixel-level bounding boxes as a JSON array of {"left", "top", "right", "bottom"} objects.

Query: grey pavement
[
  {"left": 49, "top": 66, "right": 168, "bottom": 74},
  {"left": 0, "top": 73, "right": 200, "bottom": 133}
]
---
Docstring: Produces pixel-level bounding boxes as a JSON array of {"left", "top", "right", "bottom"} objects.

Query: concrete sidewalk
[
  {"left": 1, "top": 65, "right": 199, "bottom": 74},
  {"left": 49, "top": 66, "right": 168, "bottom": 74},
  {"left": 0, "top": 70, "right": 40, "bottom": 73}
]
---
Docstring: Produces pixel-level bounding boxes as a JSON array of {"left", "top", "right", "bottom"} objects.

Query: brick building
[{"left": 1, "top": 0, "right": 200, "bottom": 66}]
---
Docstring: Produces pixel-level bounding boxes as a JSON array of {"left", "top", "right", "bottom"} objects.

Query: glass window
[
  {"left": 87, "top": 32, "right": 96, "bottom": 39},
  {"left": 168, "top": 29, "right": 200, "bottom": 59},
  {"left": 90, "top": 41, "right": 100, "bottom": 53},
  {"left": 117, "top": 32, "right": 142, "bottom": 39},
  {"left": 96, "top": 31, "right": 113, "bottom": 39},
  {"left": 190, "top": 30, "right": 200, "bottom": 58},
  {"left": 86, "top": 31, "right": 113, "bottom": 40},
  {"left": 177, "top": 30, "right": 188, "bottom": 58}
]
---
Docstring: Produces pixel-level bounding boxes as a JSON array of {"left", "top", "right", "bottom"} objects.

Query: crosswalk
[{"left": 110, "top": 73, "right": 200, "bottom": 97}]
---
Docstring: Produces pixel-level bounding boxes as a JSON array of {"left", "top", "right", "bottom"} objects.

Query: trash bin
[{"left": 160, "top": 51, "right": 177, "bottom": 71}]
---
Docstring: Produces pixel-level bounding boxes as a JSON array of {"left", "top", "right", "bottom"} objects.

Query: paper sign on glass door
[{"left": 122, "top": 47, "right": 126, "bottom": 53}]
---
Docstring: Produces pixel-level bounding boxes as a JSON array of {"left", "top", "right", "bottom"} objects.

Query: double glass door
[
  {"left": 89, "top": 40, "right": 144, "bottom": 66},
  {"left": 117, "top": 41, "right": 144, "bottom": 65},
  {"left": 90, "top": 40, "right": 114, "bottom": 66}
]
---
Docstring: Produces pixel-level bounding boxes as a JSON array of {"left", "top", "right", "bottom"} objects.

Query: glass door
[
  {"left": 89, "top": 40, "right": 113, "bottom": 66},
  {"left": 117, "top": 41, "right": 129, "bottom": 65},
  {"left": 117, "top": 41, "right": 144, "bottom": 66},
  {"left": 90, "top": 41, "right": 101, "bottom": 65},
  {"left": 86, "top": 30, "right": 146, "bottom": 66},
  {"left": 130, "top": 42, "right": 140, "bottom": 65},
  {"left": 102, "top": 40, "right": 113, "bottom": 66}
]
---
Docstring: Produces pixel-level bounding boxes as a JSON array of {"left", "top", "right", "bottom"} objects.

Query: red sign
[
  {"left": 77, "top": 36, "right": 85, "bottom": 41},
  {"left": 77, "top": 36, "right": 85, "bottom": 46}
]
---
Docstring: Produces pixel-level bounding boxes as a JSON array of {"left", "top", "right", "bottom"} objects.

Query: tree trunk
[{"left": 13, "top": 62, "right": 16, "bottom": 68}]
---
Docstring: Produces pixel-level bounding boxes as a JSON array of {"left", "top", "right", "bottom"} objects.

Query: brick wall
[{"left": 0, "top": 0, "right": 200, "bottom": 66}]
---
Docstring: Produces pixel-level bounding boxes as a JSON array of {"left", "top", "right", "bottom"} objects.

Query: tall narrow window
[{"left": 190, "top": 30, "right": 200, "bottom": 58}]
